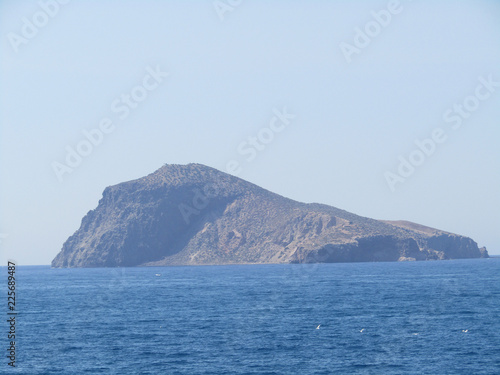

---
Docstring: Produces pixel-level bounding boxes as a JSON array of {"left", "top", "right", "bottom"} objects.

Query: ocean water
[{"left": 3, "top": 258, "right": 500, "bottom": 374}]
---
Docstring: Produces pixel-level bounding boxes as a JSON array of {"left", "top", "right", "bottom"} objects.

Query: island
[{"left": 52, "top": 163, "right": 489, "bottom": 267}]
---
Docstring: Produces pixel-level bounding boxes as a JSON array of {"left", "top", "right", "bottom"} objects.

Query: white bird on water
[
  {"left": 360, "top": 329, "right": 365, "bottom": 333},
  {"left": 462, "top": 329, "right": 469, "bottom": 333},
  {"left": 316, "top": 325, "right": 321, "bottom": 330},
  {"left": 155, "top": 274, "right": 161, "bottom": 277}
]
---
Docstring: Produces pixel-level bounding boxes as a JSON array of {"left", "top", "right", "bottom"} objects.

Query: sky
[{"left": 0, "top": 0, "right": 499, "bottom": 265}]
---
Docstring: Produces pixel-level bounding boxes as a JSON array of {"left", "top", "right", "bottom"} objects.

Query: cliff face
[{"left": 52, "top": 164, "right": 489, "bottom": 268}]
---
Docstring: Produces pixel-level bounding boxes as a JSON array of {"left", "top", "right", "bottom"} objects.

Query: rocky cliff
[{"left": 52, "top": 164, "right": 489, "bottom": 267}]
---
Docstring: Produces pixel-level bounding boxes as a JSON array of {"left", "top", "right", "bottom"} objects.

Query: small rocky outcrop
[{"left": 51, "top": 164, "right": 489, "bottom": 267}]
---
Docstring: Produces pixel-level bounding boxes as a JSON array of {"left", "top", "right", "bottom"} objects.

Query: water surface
[{"left": 4, "top": 258, "right": 500, "bottom": 374}]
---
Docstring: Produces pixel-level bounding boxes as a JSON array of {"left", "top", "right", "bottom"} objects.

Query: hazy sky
[{"left": 1, "top": 0, "right": 499, "bottom": 265}]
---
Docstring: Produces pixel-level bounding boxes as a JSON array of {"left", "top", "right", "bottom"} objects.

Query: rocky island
[{"left": 52, "top": 164, "right": 489, "bottom": 267}]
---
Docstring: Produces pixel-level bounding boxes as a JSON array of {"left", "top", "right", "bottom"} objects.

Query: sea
[{"left": 2, "top": 258, "right": 500, "bottom": 374}]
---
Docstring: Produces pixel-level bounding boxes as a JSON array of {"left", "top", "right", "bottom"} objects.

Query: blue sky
[{"left": 1, "top": 0, "right": 499, "bottom": 265}]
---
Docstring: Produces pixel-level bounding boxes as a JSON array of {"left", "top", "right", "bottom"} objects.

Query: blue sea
[{"left": 3, "top": 258, "right": 500, "bottom": 374}]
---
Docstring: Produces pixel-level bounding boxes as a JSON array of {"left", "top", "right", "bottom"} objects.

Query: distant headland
[{"left": 52, "top": 164, "right": 489, "bottom": 268}]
